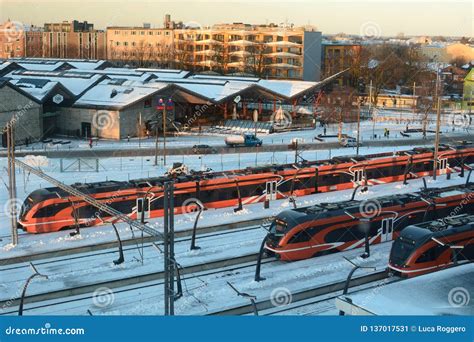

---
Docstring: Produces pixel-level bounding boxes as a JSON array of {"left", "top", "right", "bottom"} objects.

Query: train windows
[
  {"left": 390, "top": 238, "right": 415, "bottom": 265},
  {"left": 266, "top": 181, "right": 277, "bottom": 200},
  {"left": 32, "top": 202, "right": 70, "bottom": 218},
  {"left": 270, "top": 219, "right": 287, "bottom": 237},
  {"left": 416, "top": 245, "right": 448, "bottom": 264},
  {"left": 288, "top": 229, "right": 315, "bottom": 243},
  {"left": 325, "top": 224, "right": 365, "bottom": 243},
  {"left": 352, "top": 170, "right": 364, "bottom": 183}
]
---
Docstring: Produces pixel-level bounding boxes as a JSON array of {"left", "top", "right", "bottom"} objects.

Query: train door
[
  {"left": 380, "top": 218, "right": 394, "bottom": 242},
  {"left": 438, "top": 158, "right": 448, "bottom": 175},
  {"left": 353, "top": 169, "right": 364, "bottom": 184},
  {"left": 266, "top": 181, "right": 277, "bottom": 200},
  {"left": 136, "top": 197, "right": 151, "bottom": 220}
]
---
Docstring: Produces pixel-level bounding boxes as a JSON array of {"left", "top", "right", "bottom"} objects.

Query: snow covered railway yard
[
  {"left": 1, "top": 242, "right": 392, "bottom": 316},
  {"left": 0, "top": 174, "right": 469, "bottom": 316}
]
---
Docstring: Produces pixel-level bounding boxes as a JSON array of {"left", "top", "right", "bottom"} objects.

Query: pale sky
[{"left": 0, "top": 0, "right": 472, "bottom": 37}]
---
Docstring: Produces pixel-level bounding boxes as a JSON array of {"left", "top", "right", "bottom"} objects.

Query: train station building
[{"left": 0, "top": 58, "right": 339, "bottom": 140}]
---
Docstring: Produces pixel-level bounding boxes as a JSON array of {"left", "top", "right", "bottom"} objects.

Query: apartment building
[
  {"left": 322, "top": 42, "right": 361, "bottom": 85},
  {"left": 106, "top": 26, "right": 174, "bottom": 67},
  {"left": 40, "top": 20, "right": 106, "bottom": 59},
  {"left": 106, "top": 21, "right": 322, "bottom": 81}
]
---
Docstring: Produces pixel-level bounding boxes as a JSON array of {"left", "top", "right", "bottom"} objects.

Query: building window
[
  {"left": 124, "top": 42, "right": 128, "bottom": 46},
  {"left": 131, "top": 31, "right": 136, "bottom": 35},
  {"left": 116, "top": 42, "right": 120, "bottom": 46},
  {"left": 165, "top": 31, "right": 170, "bottom": 36},
  {"left": 140, "top": 31, "right": 145, "bottom": 35},
  {"left": 156, "top": 31, "right": 161, "bottom": 35},
  {"left": 148, "top": 31, "right": 153, "bottom": 35},
  {"left": 132, "top": 42, "right": 136, "bottom": 46},
  {"left": 144, "top": 99, "right": 152, "bottom": 108}
]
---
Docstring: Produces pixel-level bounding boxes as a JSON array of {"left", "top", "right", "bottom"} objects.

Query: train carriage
[
  {"left": 389, "top": 214, "right": 474, "bottom": 277},
  {"left": 264, "top": 184, "right": 474, "bottom": 261},
  {"left": 18, "top": 144, "right": 474, "bottom": 233}
]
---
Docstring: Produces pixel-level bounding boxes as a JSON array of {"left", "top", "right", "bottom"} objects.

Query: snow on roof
[
  {"left": 74, "top": 81, "right": 170, "bottom": 109},
  {"left": 175, "top": 80, "right": 253, "bottom": 102},
  {"left": 5, "top": 70, "right": 104, "bottom": 96},
  {"left": 337, "top": 263, "right": 473, "bottom": 315},
  {"left": 8, "top": 79, "right": 59, "bottom": 101},
  {"left": 257, "top": 79, "right": 319, "bottom": 98},
  {"left": 67, "top": 60, "right": 108, "bottom": 70},
  {"left": 15, "top": 61, "right": 68, "bottom": 71}
]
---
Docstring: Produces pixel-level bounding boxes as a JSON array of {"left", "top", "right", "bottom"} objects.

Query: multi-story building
[
  {"left": 24, "top": 27, "right": 43, "bottom": 57},
  {"left": 40, "top": 20, "right": 106, "bottom": 59},
  {"left": 321, "top": 42, "right": 361, "bottom": 86},
  {"left": 173, "top": 23, "right": 322, "bottom": 81},
  {"left": 0, "top": 20, "right": 25, "bottom": 59},
  {"left": 106, "top": 20, "right": 322, "bottom": 81},
  {"left": 106, "top": 25, "right": 175, "bottom": 68}
]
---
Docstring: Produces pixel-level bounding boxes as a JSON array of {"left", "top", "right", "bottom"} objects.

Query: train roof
[
  {"left": 28, "top": 144, "right": 473, "bottom": 195},
  {"left": 336, "top": 263, "right": 474, "bottom": 315},
  {"left": 400, "top": 214, "right": 474, "bottom": 244},
  {"left": 286, "top": 183, "right": 473, "bottom": 219}
]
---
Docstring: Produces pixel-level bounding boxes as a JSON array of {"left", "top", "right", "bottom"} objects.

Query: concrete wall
[
  {"left": 0, "top": 86, "right": 42, "bottom": 145},
  {"left": 303, "top": 31, "right": 322, "bottom": 82}
]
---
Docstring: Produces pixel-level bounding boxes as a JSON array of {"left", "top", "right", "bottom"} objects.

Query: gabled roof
[
  {"left": 0, "top": 78, "right": 42, "bottom": 104},
  {"left": 8, "top": 78, "right": 76, "bottom": 103}
]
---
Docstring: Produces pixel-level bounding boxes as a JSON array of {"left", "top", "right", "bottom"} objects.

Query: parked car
[
  {"left": 340, "top": 137, "right": 361, "bottom": 147},
  {"left": 192, "top": 144, "right": 218, "bottom": 154}
]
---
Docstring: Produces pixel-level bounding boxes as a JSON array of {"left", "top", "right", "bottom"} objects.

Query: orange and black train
[{"left": 18, "top": 144, "right": 474, "bottom": 233}]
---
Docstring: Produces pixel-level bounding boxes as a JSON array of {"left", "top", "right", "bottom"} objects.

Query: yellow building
[
  {"left": 463, "top": 68, "right": 474, "bottom": 112},
  {"left": 106, "top": 23, "right": 322, "bottom": 81},
  {"left": 106, "top": 26, "right": 174, "bottom": 67}
]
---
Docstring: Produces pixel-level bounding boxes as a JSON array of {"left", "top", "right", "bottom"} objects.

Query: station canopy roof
[{"left": 4, "top": 58, "right": 346, "bottom": 110}]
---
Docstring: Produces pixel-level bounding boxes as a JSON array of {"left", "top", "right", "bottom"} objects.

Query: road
[{"left": 2, "top": 134, "right": 472, "bottom": 158}]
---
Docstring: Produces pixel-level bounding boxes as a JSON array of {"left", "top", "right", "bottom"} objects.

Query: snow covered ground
[
  {"left": 3, "top": 119, "right": 470, "bottom": 153},
  {"left": 2, "top": 242, "right": 392, "bottom": 316}
]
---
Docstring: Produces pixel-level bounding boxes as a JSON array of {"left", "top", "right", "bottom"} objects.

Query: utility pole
[
  {"left": 163, "top": 181, "right": 175, "bottom": 315},
  {"left": 433, "top": 68, "right": 442, "bottom": 181},
  {"left": 163, "top": 104, "right": 167, "bottom": 166},
  {"left": 356, "top": 100, "right": 361, "bottom": 156},
  {"left": 6, "top": 123, "right": 19, "bottom": 245},
  {"left": 154, "top": 112, "right": 159, "bottom": 166}
]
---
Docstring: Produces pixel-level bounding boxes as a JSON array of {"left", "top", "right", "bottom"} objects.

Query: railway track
[
  {"left": 0, "top": 224, "right": 268, "bottom": 309},
  {"left": 0, "top": 218, "right": 269, "bottom": 265},
  {"left": 0, "top": 256, "right": 274, "bottom": 315},
  {"left": 207, "top": 270, "right": 391, "bottom": 316},
  {"left": 1, "top": 242, "right": 394, "bottom": 316}
]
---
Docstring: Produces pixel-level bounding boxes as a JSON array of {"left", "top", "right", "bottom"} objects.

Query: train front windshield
[
  {"left": 390, "top": 236, "right": 416, "bottom": 266},
  {"left": 270, "top": 219, "right": 287, "bottom": 237}
]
